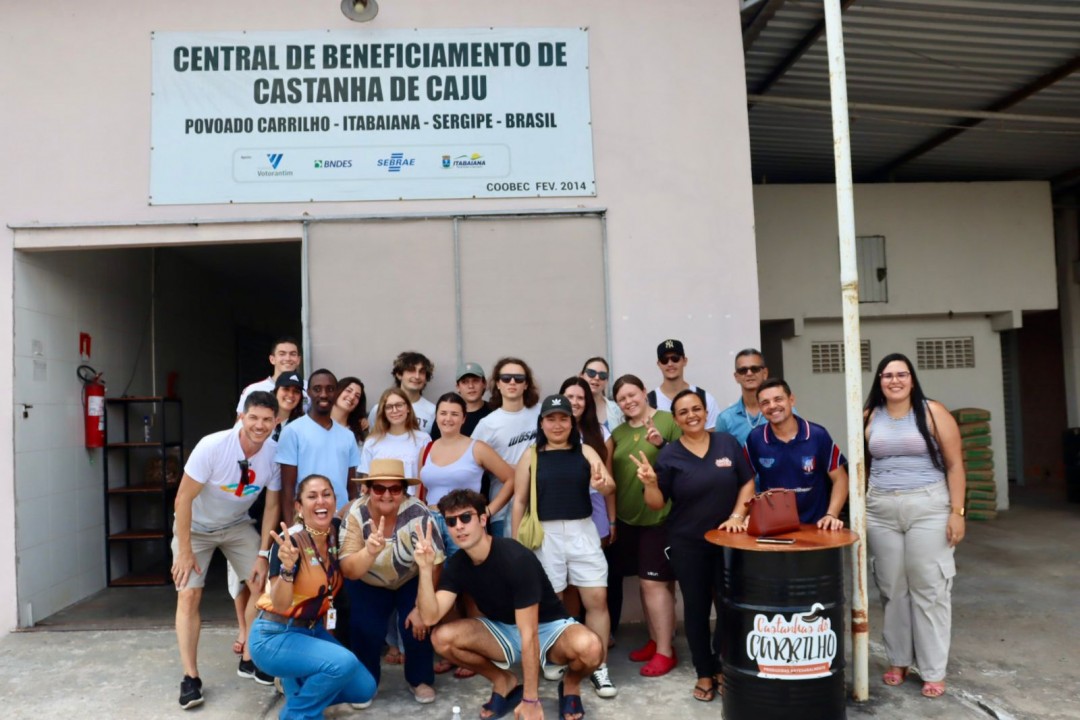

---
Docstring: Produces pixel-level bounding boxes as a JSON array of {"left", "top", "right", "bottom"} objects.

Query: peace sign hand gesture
[
  {"left": 269, "top": 521, "right": 298, "bottom": 572},
  {"left": 644, "top": 414, "right": 664, "bottom": 448},
  {"left": 629, "top": 451, "right": 658, "bottom": 488},
  {"left": 589, "top": 460, "right": 608, "bottom": 491},
  {"left": 365, "top": 516, "right": 387, "bottom": 558},
  {"left": 414, "top": 518, "right": 437, "bottom": 571}
]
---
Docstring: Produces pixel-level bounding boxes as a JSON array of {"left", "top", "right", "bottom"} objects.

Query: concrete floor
[{"left": 1, "top": 486, "right": 1077, "bottom": 719}]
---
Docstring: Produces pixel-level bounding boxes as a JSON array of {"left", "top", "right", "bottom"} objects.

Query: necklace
[{"left": 305, "top": 524, "right": 330, "bottom": 537}]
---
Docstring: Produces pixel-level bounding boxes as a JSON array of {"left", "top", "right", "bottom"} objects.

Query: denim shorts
[{"left": 477, "top": 616, "right": 578, "bottom": 671}]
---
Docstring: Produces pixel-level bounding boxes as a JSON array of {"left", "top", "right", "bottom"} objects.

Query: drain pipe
[{"left": 823, "top": 0, "right": 869, "bottom": 702}]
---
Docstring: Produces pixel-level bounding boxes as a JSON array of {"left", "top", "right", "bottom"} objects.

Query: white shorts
[{"left": 535, "top": 517, "right": 608, "bottom": 593}]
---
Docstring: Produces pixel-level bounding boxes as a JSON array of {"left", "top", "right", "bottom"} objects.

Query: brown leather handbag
[{"left": 745, "top": 489, "right": 801, "bottom": 537}]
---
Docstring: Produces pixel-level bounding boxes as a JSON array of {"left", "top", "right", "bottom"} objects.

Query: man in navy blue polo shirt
[{"left": 744, "top": 378, "right": 848, "bottom": 530}]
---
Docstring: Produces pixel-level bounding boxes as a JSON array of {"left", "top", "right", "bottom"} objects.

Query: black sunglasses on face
[
  {"left": 583, "top": 369, "right": 609, "bottom": 380},
  {"left": 659, "top": 355, "right": 683, "bottom": 365},
  {"left": 735, "top": 365, "right": 765, "bottom": 375},
  {"left": 498, "top": 374, "right": 527, "bottom": 384},
  {"left": 370, "top": 484, "right": 404, "bottom": 496},
  {"left": 445, "top": 512, "right": 475, "bottom": 528}
]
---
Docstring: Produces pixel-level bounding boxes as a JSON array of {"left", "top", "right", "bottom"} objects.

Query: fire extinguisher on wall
[{"left": 78, "top": 364, "right": 106, "bottom": 448}]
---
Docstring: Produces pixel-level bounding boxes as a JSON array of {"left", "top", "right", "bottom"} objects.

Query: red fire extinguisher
[{"left": 78, "top": 365, "right": 106, "bottom": 448}]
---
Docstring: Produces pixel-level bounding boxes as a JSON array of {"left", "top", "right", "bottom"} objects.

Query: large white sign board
[{"left": 150, "top": 29, "right": 595, "bottom": 205}]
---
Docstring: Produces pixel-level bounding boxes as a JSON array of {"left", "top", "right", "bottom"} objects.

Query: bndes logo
[{"left": 314, "top": 159, "right": 352, "bottom": 169}]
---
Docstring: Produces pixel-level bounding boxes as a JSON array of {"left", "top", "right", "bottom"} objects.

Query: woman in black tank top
[{"left": 512, "top": 395, "right": 618, "bottom": 698}]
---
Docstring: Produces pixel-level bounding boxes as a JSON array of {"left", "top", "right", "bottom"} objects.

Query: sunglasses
[
  {"left": 583, "top": 369, "right": 609, "bottom": 380},
  {"left": 444, "top": 511, "right": 476, "bottom": 528},
  {"left": 659, "top": 355, "right": 683, "bottom": 365},
  {"left": 735, "top": 365, "right": 765, "bottom": 375},
  {"left": 498, "top": 374, "right": 527, "bottom": 384},
  {"left": 369, "top": 483, "right": 404, "bottom": 496}
]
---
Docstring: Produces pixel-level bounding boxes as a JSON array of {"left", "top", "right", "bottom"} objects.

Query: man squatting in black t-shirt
[{"left": 416, "top": 489, "right": 602, "bottom": 720}]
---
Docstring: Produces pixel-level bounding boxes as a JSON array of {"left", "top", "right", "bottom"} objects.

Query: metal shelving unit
[{"left": 103, "top": 397, "right": 183, "bottom": 587}]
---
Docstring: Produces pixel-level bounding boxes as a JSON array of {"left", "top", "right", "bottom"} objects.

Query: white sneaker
[
  {"left": 542, "top": 664, "right": 567, "bottom": 681},
  {"left": 590, "top": 664, "right": 618, "bottom": 698}
]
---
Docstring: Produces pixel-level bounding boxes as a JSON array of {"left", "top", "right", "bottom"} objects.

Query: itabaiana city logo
[{"left": 746, "top": 603, "right": 837, "bottom": 680}]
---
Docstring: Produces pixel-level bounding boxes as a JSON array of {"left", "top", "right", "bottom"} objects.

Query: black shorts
[{"left": 610, "top": 520, "right": 674, "bottom": 582}]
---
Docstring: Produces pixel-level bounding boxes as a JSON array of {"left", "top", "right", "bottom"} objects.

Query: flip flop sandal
[
  {"left": 921, "top": 681, "right": 946, "bottom": 698},
  {"left": 558, "top": 680, "right": 586, "bottom": 720},
  {"left": 481, "top": 684, "right": 523, "bottom": 720},
  {"left": 882, "top": 667, "right": 908, "bottom": 686},
  {"left": 692, "top": 680, "right": 716, "bottom": 702},
  {"left": 454, "top": 666, "right": 478, "bottom": 679},
  {"left": 434, "top": 658, "right": 455, "bottom": 674},
  {"left": 383, "top": 649, "right": 405, "bottom": 665},
  {"left": 232, "top": 639, "right": 245, "bottom": 656}
]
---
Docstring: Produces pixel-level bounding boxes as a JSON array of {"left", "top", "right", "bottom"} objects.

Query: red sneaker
[
  {"left": 640, "top": 651, "right": 678, "bottom": 677},
  {"left": 628, "top": 639, "right": 657, "bottom": 663}
]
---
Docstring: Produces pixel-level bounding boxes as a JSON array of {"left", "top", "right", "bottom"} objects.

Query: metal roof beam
[
  {"left": 749, "top": 0, "right": 859, "bottom": 103},
  {"left": 742, "top": 0, "right": 786, "bottom": 53},
  {"left": 872, "top": 54, "right": 1080, "bottom": 179}
]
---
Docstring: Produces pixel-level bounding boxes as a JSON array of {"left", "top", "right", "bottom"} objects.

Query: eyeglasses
[
  {"left": 583, "top": 369, "right": 609, "bottom": 380},
  {"left": 735, "top": 365, "right": 765, "bottom": 375},
  {"left": 444, "top": 511, "right": 475, "bottom": 527},
  {"left": 384, "top": 402, "right": 408, "bottom": 412},
  {"left": 659, "top": 355, "right": 683, "bottom": 365},
  {"left": 498, "top": 374, "right": 527, "bottom": 384},
  {"left": 370, "top": 484, "right": 404, "bottom": 496},
  {"left": 881, "top": 372, "right": 911, "bottom": 381}
]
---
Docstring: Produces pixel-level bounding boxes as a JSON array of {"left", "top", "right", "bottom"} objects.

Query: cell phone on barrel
[{"left": 755, "top": 537, "right": 795, "bottom": 545}]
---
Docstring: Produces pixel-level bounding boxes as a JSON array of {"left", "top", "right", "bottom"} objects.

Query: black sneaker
[
  {"left": 239, "top": 658, "right": 275, "bottom": 686},
  {"left": 179, "top": 675, "right": 203, "bottom": 710}
]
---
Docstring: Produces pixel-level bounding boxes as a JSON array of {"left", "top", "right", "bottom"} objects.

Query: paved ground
[{"left": 1, "top": 486, "right": 1077, "bottom": 719}]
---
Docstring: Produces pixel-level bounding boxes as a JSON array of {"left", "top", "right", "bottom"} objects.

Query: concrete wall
[
  {"left": 0, "top": 1, "right": 757, "bottom": 632},
  {"left": 13, "top": 249, "right": 153, "bottom": 626},
  {"left": 779, "top": 317, "right": 1009, "bottom": 508},
  {"left": 754, "top": 182, "right": 1057, "bottom": 321}
]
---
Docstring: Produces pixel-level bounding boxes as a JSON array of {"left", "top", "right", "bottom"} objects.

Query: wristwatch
[
  {"left": 952, "top": 506, "right": 966, "bottom": 517},
  {"left": 258, "top": 549, "right": 271, "bottom": 559}
]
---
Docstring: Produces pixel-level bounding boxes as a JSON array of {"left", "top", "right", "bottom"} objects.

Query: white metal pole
[{"left": 822, "top": 0, "right": 869, "bottom": 702}]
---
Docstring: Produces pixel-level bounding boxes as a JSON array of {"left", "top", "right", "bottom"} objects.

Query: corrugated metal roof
[{"left": 742, "top": 0, "right": 1080, "bottom": 190}]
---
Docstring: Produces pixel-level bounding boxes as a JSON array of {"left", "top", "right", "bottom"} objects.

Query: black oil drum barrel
[
  {"left": 1064, "top": 428, "right": 1080, "bottom": 503},
  {"left": 721, "top": 547, "right": 847, "bottom": 720}
]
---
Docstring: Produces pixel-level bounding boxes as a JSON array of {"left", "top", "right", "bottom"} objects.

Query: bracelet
[
  {"left": 279, "top": 566, "right": 296, "bottom": 582},
  {"left": 257, "top": 549, "right": 271, "bottom": 559},
  {"left": 824, "top": 513, "right": 837, "bottom": 519},
  {"left": 729, "top": 513, "right": 745, "bottom": 521},
  {"left": 520, "top": 697, "right": 541, "bottom": 705}
]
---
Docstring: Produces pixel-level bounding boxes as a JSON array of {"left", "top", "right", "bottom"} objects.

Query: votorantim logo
[{"left": 266, "top": 153, "right": 284, "bottom": 169}]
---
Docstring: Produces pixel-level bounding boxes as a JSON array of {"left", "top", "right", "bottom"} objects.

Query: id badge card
[{"left": 326, "top": 608, "right": 337, "bottom": 630}]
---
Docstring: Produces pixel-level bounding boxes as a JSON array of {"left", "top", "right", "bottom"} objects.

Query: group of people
[{"left": 169, "top": 336, "right": 967, "bottom": 718}]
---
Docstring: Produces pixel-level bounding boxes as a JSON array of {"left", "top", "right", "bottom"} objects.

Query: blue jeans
[
  {"left": 347, "top": 575, "right": 435, "bottom": 688},
  {"left": 249, "top": 616, "right": 375, "bottom": 720}
]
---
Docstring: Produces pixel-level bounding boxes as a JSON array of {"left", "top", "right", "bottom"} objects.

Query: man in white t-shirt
[
  {"left": 648, "top": 338, "right": 720, "bottom": 430},
  {"left": 368, "top": 351, "right": 437, "bottom": 434},
  {"left": 172, "top": 391, "right": 282, "bottom": 710},
  {"left": 235, "top": 336, "right": 307, "bottom": 418},
  {"left": 471, "top": 357, "right": 541, "bottom": 537}
]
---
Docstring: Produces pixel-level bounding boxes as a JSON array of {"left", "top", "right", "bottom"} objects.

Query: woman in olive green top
[{"left": 608, "top": 374, "right": 682, "bottom": 677}]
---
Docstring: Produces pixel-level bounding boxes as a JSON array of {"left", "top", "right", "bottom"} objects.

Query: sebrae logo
[{"left": 377, "top": 152, "right": 415, "bottom": 173}]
